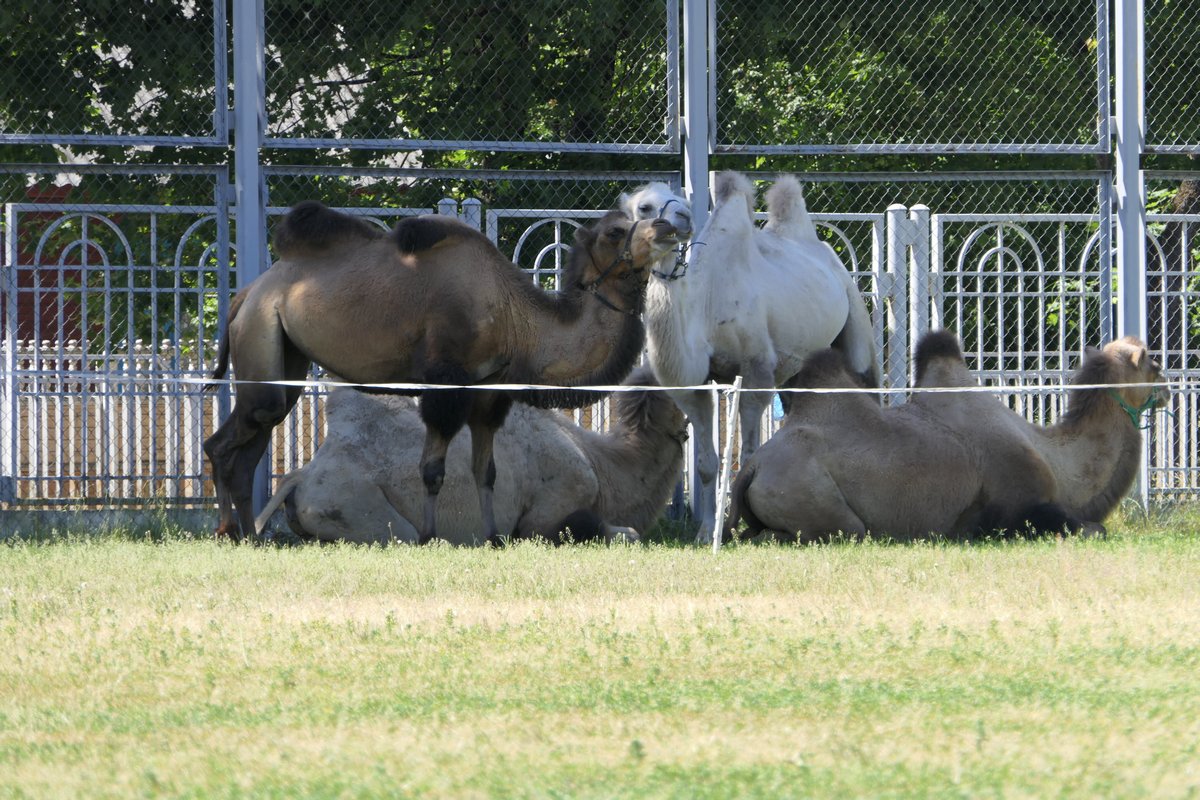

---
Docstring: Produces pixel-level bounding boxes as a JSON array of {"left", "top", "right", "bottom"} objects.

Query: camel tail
[
  {"left": 830, "top": 262, "right": 882, "bottom": 390},
  {"left": 765, "top": 175, "right": 820, "bottom": 243},
  {"left": 722, "top": 461, "right": 763, "bottom": 543},
  {"left": 208, "top": 327, "right": 230, "bottom": 386},
  {"left": 253, "top": 466, "right": 308, "bottom": 535},
  {"left": 206, "top": 288, "right": 247, "bottom": 391}
]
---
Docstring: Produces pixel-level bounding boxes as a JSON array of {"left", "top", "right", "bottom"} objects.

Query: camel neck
[
  {"left": 1050, "top": 391, "right": 1143, "bottom": 520},
  {"left": 509, "top": 293, "right": 646, "bottom": 409},
  {"left": 593, "top": 426, "right": 685, "bottom": 534},
  {"left": 1108, "top": 389, "right": 1164, "bottom": 430}
]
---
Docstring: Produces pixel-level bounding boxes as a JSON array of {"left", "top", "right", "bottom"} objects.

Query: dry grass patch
[{"left": 1, "top": 513, "right": 1199, "bottom": 797}]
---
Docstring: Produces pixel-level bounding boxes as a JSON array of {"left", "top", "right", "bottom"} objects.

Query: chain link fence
[
  {"left": 0, "top": 1, "right": 226, "bottom": 146},
  {"left": 713, "top": 0, "right": 1108, "bottom": 153},
  {"left": 1145, "top": 2, "right": 1200, "bottom": 153},
  {"left": 264, "top": 0, "right": 678, "bottom": 152}
]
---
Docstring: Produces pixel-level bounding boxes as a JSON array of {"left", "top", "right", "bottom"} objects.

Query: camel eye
[
  {"left": 638, "top": 203, "right": 653, "bottom": 215},
  {"left": 607, "top": 227, "right": 627, "bottom": 240}
]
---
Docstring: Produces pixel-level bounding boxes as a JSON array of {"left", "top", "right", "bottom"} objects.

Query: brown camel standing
[{"left": 203, "top": 202, "right": 679, "bottom": 544}]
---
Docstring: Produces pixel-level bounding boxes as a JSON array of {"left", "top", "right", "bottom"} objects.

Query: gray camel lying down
[
  {"left": 724, "top": 330, "right": 1167, "bottom": 543},
  {"left": 256, "top": 366, "right": 687, "bottom": 545}
]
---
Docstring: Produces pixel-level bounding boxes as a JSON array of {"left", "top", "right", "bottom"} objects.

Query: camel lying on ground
[
  {"left": 254, "top": 366, "right": 688, "bottom": 545},
  {"left": 723, "top": 331, "right": 1167, "bottom": 543},
  {"left": 620, "top": 173, "right": 878, "bottom": 544},
  {"left": 204, "top": 204, "right": 679, "bottom": 544}
]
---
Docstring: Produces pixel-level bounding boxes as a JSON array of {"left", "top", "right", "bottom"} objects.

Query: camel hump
[
  {"left": 765, "top": 176, "right": 819, "bottom": 242},
  {"left": 391, "top": 215, "right": 483, "bottom": 255},
  {"left": 714, "top": 171, "right": 755, "bottom": 206},
  {"left": 913, "top": 330, "right": 966, "bottom": 382},
  {"left": 273, "top": 201, "right": 383, "bottom": 257},
  {"left": 787, "top": 348, "right": 860, "bottom": 390}
]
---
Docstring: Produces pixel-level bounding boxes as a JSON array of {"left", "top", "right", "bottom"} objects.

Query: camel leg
[
  {"left": 205, "top": 389, "right": 296, "bottom": 541},
  {"left": 417, "top": 364, "right": 473, "bottom": 545},
  {"left": 205, "top": 322, "right": 308, "bottom": 541},
  {"left": 669, "top": 389, "right": 719, "bottom": 545},
  {"left": 736, "top": 361, "right": 775, "bottom": 463},
  {"left": 296, "top": 481, "right": 420, "bottom": 544},
  {"left": 519, "top": 509, "right": 610, "bottom": 546},
  {"left": 778, "top": 465, "right": 867, "bottom": 544},
  {"left": 467, "top": 392, "right": 513, "bottom": 547},
  {"left": 227, "top": 424, "right": 275, "bottom": 540},
  {"left": 204, "top": 412, "right": 252, "bottom": 539}
]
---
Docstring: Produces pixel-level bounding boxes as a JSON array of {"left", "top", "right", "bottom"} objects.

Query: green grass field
[{"left": 2, "top": 509, "right": 1199, "bottom": 798}]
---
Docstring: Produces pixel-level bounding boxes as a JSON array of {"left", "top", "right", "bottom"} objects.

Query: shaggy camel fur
[
  {"left": 911, "top": 331, "right": 1167, "bottom": 529},
  {"left": 620, "top": 173, "right": 879, "bottom": 544},
  {"left": 204, "top": 204, "right": 679, "bottom": 544},
  {"left": 252, "top": 366, "right": 688, "bottom": 545},
  {"left": 723, "top": 331, "right": 1166, "bottom": 543}
]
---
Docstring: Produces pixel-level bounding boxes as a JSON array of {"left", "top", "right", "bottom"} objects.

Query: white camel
[
  {"left": 254, "top": 366, "right": 688, "bottom": 545},
  {"left": 620, "top": 171, "right": 880, "bottom": 544}
]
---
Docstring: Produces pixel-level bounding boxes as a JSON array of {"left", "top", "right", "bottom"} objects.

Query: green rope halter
[{"left": 1108, "top": 388, "right": 1170, "bottom": 430}]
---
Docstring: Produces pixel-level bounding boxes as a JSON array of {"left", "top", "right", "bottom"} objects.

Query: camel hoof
[{"left": 213, "top": 522, "right": 241, "bottom": 542}]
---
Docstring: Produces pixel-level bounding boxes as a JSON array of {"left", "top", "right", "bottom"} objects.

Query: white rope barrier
[
  {"left": 2, "top": 370, "right": 1186, "bottom": 396},
  {"left": 1, "top": 365, "right": 1181, "bottom": 547}
]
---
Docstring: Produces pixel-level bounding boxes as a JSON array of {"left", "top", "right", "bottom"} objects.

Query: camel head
[
  {"left": 614, "top": 364, "right": 689, "bottom": 446},
  {"left": 1094, "top": 337, "right": 1169, "bottom": 421},
  {"left": 1065, "top": 336, "right": 1167, "bottom": 431},
  {"left": 619, "top": 182, "right": 694, "bottom": 236},
  {"left": 569, "top": 211, "right": 679, "bottom": 313}
]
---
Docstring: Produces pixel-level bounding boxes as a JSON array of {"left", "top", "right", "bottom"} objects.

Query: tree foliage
[{"left": 4, "top": 1, "right": 1193, "bottom": 170}]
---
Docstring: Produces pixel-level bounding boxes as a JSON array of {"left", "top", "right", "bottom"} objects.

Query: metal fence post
[
  {"left": 682, "top": 0, "right": 712, "bottom": 521},
  {"left": 907, "top": 204, "right": 932, "bottom": 374},
  {"left": 1115, "top": 0, "right": 1149, "bottom": 506},
  {"left": 683, "top": 0, "right": 710, "bottom": 233},
  {"left": 460, "top": 198, "right": 483, "bottom": 230},
  {"left": 1, "top": 205, "right": 17, "bottom": 502},
  {"left": 233, "top": 0, "right": 270, "bottom": 516},
  {"left": 885, "top": 204, "right": 912, "bottom": 392}
]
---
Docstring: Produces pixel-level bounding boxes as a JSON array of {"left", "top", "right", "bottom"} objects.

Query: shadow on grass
[{"left": 6, "top": 498, "right": 1200, "bottom": 551}]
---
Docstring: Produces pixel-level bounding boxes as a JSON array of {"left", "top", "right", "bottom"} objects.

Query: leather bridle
[
  {"left": 649, "top": 197, "right": 691, "bottom": 282},
  {"left": 581, "top": 218, "right": 648, "bottom": 316}
]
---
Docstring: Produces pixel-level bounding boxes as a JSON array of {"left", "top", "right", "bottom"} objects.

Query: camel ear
[
  {"left": 573, "top": 223, "right": 596, "bottom": 247},
  {"left": 1083, "top": 345, "right": 1102, "bottom": 365},
  {"left": 1130, "top": 346, "right": 1147, "bottom": 369}
]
